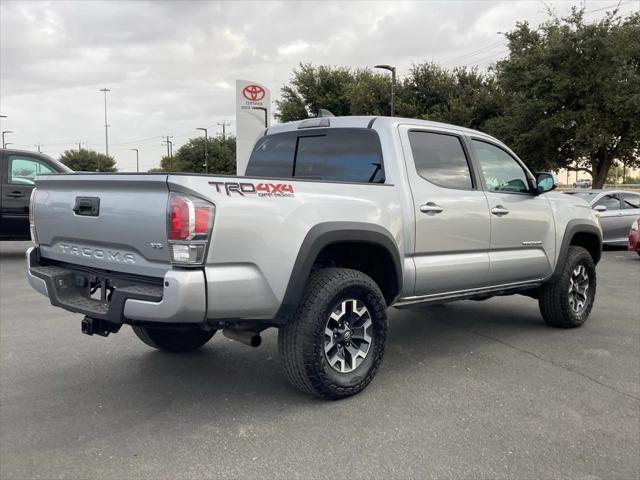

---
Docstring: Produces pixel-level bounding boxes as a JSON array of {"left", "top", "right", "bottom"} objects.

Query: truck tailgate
[{"left": 33, "top": 174, "right": 171, "bottom": 278}]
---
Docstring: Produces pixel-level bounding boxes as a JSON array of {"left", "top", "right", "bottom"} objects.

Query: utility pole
[
  {"left": 196, "top": 127, "right": 209, "bottom": 174},
  {"left": 162, "top": 135, "right": 174, "bottom": 171},
  {"left": 374, "top": 64, "right": 396, "bottom": 116},
  {"left": 217, "top": 121, "right": 230, "bottom": 140},
  {"left": 131, "top": 148, "right": 139, "bottom": 173},
  {"left": 77, "top": 142, "right": 83, "bottom": 151},
  {"left": 35, "top": 144, "right": 42, "bottom": 153},
  {"left": 100, "top": 88, "right": 110, "bottom": 156},
  {"left": 2, "top": 130, "right": 12, "bottom": 149}
]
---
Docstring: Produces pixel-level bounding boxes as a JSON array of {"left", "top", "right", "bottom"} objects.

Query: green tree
[
  {"left": 276, "top": 62, "right": 502, "bottom": 130},
  {"left": 158, "top": 135, "right": 236, "bottom": 174},
  {"left": 59, "top": 148, "right": 117, "bottom": 172},
  {"left": 277, "top": 64, "right": 387, "bottom": 121},
  {"left": 400, "top": 63, "right": 502, "bottom": 129},
  {"left": 487, "top": 8, "right": 640, "bottom": 187}
]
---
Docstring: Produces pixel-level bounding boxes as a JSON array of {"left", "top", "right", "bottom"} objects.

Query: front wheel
[
  {"left": 538, "top": 246, "right": 596, "bottom": 328},
  {"left": 278, "top": 268, "right": 388, "bottom": 400},
  {"left": 132, "top": 325, "right": 215, "bottom": 353}
]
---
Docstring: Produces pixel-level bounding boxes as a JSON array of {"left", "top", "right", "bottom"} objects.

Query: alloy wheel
[
  {"left": 324, "top": 299, "right": 373, "bottom": 373},
  {"left": 568, "top": 264, "right": 590, "bottom": 313}
]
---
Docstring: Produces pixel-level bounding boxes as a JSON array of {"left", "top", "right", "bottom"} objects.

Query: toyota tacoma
[{"left": 26, "top": 116, "right": 602, "bottom": 399}]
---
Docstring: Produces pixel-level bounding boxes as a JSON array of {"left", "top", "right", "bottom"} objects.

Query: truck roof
[{"left": 266, "top": 115, "right": 502, "bottom": 144}]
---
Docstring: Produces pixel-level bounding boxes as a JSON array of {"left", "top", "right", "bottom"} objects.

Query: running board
[{"left": 393, "top": 281, "right": 543, "bottom": 308}]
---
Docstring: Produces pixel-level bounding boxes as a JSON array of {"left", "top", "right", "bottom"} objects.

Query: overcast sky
[{"left": 1, "top": 0, "right": 638, "bottom": 171}]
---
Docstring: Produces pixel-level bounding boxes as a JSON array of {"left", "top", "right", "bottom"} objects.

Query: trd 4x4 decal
[{"left": 209, "top": 181, "right": 295, "bottom": 197}]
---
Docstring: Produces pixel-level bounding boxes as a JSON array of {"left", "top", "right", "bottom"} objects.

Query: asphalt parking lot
[{"left": 1, "top": 241, "right": 639, "bottom": 480}]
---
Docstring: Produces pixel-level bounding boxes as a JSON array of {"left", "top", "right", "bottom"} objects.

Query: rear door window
[
  {"left": 408, "top": 131, "right": 473, "bottom": 189},
  {"left": 246, "top": 128, "right": 384, "bottom": 183},
  {"left": 621, "top": 193, "right": 640, "bottom": 209}
]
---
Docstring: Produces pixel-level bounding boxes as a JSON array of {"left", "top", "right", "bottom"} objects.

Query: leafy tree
[
  {"left": 487, "top": 8, "right": 640, "bottom": 187},
  {"left": 59, "top": 148, "right": 117, "bottom": 172},
  {"left": 400, "top": 64, "right": 502, "bottom": 129},
  {"left": 276, "top": 63, "right": 502, "bottom": 130},
  {"left": 158, "top": 135, "right": 236, "bottom": 174},
  {"left": 277, "top": 64, "right": 389, "bottom": 121}
]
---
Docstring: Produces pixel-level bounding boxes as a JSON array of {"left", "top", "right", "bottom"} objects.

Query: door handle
[
  {"left": 420, "top": 202, "right": 443, "bottom": 214},
  {"left": 491, "top": 205, "right": 509, "bottom": 216},
  {"left": 6, "top": 191, "right": 26, "bottom": 198}
]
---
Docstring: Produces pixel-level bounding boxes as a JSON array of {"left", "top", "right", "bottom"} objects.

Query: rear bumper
[{"left": 26, "top": 247, "right": 206, "bottom": 324}]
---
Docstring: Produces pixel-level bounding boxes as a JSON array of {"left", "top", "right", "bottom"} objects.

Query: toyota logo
[{"left": 242, "top": 85, "right": 266, "bottom": 101}]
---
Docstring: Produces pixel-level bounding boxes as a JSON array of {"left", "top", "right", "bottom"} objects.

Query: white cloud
[{"left": 1, "top": 0, "right": 637, "bottom": 171}]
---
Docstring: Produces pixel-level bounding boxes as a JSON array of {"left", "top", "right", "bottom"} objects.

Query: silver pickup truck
[{"left": 27, "top": 116, "right": 602, "bottom": 399}]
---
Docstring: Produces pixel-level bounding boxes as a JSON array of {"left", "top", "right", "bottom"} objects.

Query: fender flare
[
  {"left": 275, "top": 222, "right": 402, "bottom": 322},
  {"left": 551, "top": 219, "right": 603, "bottom": 280}
]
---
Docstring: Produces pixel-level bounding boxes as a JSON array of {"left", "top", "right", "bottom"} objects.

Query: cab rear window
[{"left": 246, "top": 128, "right": 384, "bottom": 183}]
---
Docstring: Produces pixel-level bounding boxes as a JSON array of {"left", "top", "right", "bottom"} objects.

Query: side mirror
[
  {"left": 594, "top": 205, "right": 607, "bottom": 212},
  {"left": 535, "top": 172, "right": 556, "bottom": 194}
]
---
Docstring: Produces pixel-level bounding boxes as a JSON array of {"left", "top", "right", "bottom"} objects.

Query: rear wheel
[
  {"left": 132, "top": 326, "right": 215, "bottom": 353},
  {"left": 278, "top": 268, "right": 387, "bottom": 400},
  {"left": 539, "top": 246, "right": 596, "bottom": 328}
]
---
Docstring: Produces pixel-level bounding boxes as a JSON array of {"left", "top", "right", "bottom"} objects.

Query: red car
[{"left": 629, "top": 217, "right": 640, "bottom": 256}]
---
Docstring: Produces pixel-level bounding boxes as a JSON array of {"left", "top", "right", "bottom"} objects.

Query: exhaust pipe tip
[{"left": 222, "top": 328, "right": 262, "bottom": 347}]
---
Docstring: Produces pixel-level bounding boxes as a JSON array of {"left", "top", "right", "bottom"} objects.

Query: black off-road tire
[
  {"left": 539, "top": 246, "right": 596, "bottom": 328},
  {"left": 278, "top": 268, "right": 388, "bottom": 400},
  {"left": 132, "top": 326, "right": 216, "bottom": 353}
]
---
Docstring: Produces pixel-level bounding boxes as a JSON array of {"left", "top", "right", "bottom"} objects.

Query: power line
[
  {"left": 439, "top": 40, "right": 507, "bottom": 65},
  {"left": 583, "top": 0, "right": 633, "bottom": 14},
  {"left": 467, "top": 49, "right": 510, "bottom": 67}
]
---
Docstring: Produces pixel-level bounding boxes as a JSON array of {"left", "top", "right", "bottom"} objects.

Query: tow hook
[
  {"left": 222, "top": 329, "right": 262, "bottom": 347},
  {"left": 81, "top": 317, "right": 121, "bottom": 337}
]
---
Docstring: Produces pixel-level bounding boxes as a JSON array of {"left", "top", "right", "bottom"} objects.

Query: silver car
[{"left": 567, "top": 190, "right": 640, "bottom": 245}]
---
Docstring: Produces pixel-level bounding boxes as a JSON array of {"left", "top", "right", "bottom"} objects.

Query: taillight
[
  {"left": 169, "top": 195, "right": 191, "bottom": 240},
  {"left": 167, "top": 193, "right": 214, "bottom": 265},
  {"left": 29, "top": 188, "right": 39, "bottom": 245}
]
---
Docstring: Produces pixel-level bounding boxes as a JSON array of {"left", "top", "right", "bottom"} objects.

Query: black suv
[{"left": 1, "top": 149, "right": 71, "bottom": 240}]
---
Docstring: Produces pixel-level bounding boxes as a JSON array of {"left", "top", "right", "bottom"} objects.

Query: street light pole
[
  {"left": 100, "top": 88, "right": 110, "bottom": 156},
  {"left": 196, "top": 127, "right": 209, "bottom": 174},
  {"left": 131, "top": 148, "right": 139, "bottom": 173},
  {"left": 374, "top": 64, "right": 396, "bottom": 116},
  {"left": 2, "top": 130, "right": 12, "bottom": 149}
]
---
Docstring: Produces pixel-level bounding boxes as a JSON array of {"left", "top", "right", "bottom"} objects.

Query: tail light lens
[
  {"left": 167, "top": 193, "right": 215, "bottom": 265},
  {"left": 29, "top": 188, "right": 39, "bottom": 245}
]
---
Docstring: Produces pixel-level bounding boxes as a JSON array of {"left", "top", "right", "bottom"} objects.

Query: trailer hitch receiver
[{"left": 81, "top": 317, "right": 121, "bottom": 337}]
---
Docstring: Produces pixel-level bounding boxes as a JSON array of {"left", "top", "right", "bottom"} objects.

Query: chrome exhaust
[{"left": 222, "top": 329, "right": 262, "bottom": 347}]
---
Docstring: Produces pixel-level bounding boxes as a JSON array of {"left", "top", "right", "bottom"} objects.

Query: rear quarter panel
[{"left": 168, "top": 168, "right": 411, "bottom": 319}]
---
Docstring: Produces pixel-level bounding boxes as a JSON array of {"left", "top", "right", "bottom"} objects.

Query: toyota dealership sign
[
  {"left": 236, "top": 79, "right": 271, "bottom": 175},
  {"left": 242, "top": 84, "right": 266, "bottom": 101}
]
